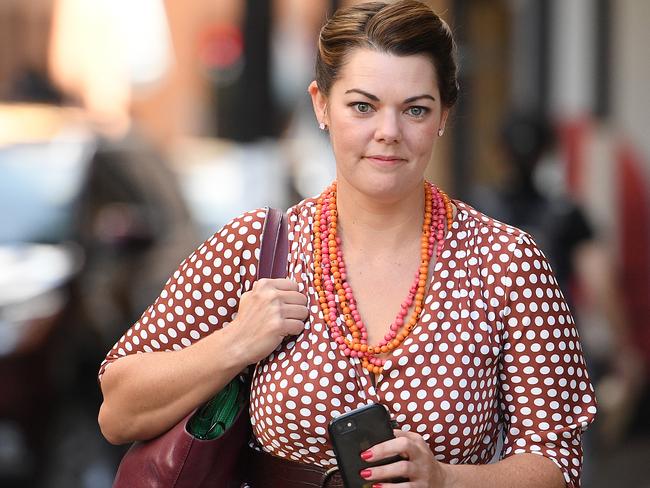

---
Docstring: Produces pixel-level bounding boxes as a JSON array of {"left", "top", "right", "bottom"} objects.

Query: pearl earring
[
  {"left": 438, "top": 128, "right": 445, "bottom": 137},
  {"left": 319, "top": 122, "right": 327, "bottom": 131}
]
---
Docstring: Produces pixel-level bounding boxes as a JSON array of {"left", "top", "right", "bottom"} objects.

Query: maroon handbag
[{"left": 112, "top": 207, "right": 288, "bottom": 488}]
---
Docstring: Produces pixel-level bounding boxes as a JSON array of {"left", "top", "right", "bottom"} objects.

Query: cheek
[
  {"left": 406, "top": 126, "right": 437, "bottom": 154},
  {"left": 331, "top": 120, "right": 370, "bottom": 153}
]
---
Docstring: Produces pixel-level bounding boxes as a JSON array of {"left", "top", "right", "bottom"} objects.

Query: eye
[
  {"left": 351, "top": 102, "right": 373, "bottom": 114},
  {"left": 406, "top": 106, "right": 429, "bottom": 118}
]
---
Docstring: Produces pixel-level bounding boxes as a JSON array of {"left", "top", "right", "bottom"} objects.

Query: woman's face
[{"left": 310, "top": 48, "right": 448, "bottom": 202}]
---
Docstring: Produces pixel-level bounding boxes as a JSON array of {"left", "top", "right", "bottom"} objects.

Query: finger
[
  {"left": 393, "top": 430, "right": 423, "bottom": 441},
  {"left": 282, "top": 304, "right": 309, "bottom": 321},
  {"left": 365, "top": 435, "right": 411, "bottom": 462},
  {"left": 282, "top": 319, "right": 306, "bottom": 336},
  {"left": 278, "top": 290, "right": 308, "bottom": 306},
  {"left": 394, "top": 430, "right": 435, "bottom": 461},
  {"left": 259, "top": 278, "right": 299, "bottom": 291},
  {"left": 359, "top": 459, "right": 411, "bottom": 483}
]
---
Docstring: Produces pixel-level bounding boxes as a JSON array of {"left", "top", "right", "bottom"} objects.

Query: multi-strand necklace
[{"left": 313, "top": 181, "right": 453, "bottom": 375}]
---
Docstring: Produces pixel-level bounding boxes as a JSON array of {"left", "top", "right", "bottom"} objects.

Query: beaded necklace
[{"left": 313, "top": 181, "right": 453, "bottom": 375}]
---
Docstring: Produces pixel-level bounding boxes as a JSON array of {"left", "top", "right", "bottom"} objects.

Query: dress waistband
[{"left": 238, "top": 446, "right": 344, "bottom": 488}]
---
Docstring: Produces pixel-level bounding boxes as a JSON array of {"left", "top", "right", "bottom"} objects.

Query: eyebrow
[{"left": 344, "top": 88, "right": 435, "bottom": 104}]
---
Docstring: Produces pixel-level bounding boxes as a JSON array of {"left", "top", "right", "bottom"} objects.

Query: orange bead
[{"left": 312, "top": 182, "right": 442, "bottom": 371}]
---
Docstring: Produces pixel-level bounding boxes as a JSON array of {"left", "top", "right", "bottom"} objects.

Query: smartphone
[{"left": 328, "top": 403, "right": 407, "bottom": 488}]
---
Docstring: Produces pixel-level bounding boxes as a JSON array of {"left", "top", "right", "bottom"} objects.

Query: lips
[{"left": 365, "top": 155, "right": 404, "bottom": 161}]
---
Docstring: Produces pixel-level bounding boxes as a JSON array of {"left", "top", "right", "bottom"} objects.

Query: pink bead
[{"left": 343, "top": 347, "right": 351, "bottom": 355}]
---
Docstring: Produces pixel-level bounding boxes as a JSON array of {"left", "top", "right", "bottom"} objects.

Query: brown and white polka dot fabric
[{"left": 100, "top": 190, "right": 596, "bottom": 487}]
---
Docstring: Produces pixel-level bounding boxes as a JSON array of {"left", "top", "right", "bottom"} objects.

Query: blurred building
[{"left": 0, "top": 0, "right": 648, "bottom": 487}]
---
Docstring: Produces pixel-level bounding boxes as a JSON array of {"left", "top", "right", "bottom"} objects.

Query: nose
[{"left": 374, "top": 110, "right": 401, "bottom": 144}]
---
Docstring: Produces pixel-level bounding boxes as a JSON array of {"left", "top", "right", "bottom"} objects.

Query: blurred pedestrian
[{"left": 469, "top": 111, "right": 645, "bottom": 478}]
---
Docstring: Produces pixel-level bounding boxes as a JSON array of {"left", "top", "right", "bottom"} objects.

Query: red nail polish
[
  {"left": 360, "top": 450, "right": 373, "bottom": 461},
  {"left": 360, "top": 469, "right": 372, "bottom": 479}
]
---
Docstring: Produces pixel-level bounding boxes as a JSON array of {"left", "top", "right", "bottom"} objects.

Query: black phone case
[{"left": 328, "top": 403, "right": 405, "bottom": 488}]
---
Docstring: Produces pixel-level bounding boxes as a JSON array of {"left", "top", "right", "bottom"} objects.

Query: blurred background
[{"left": 0, "top": 0, "right": 648, "bottom": 486}]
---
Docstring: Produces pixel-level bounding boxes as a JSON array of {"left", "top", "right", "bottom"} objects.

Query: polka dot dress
[{"left": 100, "top": 186, "right": 596, "bottom": 487}]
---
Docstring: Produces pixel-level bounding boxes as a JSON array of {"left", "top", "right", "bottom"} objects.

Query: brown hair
[{"left": 315, "top": 0, "right": 459, "bottom": 108}]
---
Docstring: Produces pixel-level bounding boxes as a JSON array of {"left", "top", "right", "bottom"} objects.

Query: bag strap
[{"left": 258, "top": 207, "right": 288, "bottom": 280}]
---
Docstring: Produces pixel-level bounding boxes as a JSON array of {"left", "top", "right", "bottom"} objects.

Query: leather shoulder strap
[{"left": 257, "top": 207, "right": 288, "bottom": 280}]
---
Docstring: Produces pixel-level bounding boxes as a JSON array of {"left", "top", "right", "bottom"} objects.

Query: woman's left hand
[{"left": 361, "top": 430, "right": 448, "bottom": 487}]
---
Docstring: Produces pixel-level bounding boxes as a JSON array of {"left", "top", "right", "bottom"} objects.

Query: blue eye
[{"left": 406, "top": 106, "right": 428, "bottom": 117}]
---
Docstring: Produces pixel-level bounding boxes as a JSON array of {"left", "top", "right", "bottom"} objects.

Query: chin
[{"left": 353, "top": 174, "right": 420, "bottom": 202}]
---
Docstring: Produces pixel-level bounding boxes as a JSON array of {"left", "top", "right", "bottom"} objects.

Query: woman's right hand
[{"left": 226, "top": 278, "right": 309, "bottom": 365}]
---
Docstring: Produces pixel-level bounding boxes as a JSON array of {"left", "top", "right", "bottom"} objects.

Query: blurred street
[{"left": 1, "top": 0, "right": 649, "bottom": 486}]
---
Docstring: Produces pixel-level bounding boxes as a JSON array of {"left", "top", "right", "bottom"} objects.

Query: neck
[{"left": 334, "top": 178, "right": 426, "bottom": 253}]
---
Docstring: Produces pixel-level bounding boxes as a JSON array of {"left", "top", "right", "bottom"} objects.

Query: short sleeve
[
  {"left": 497, "top": 232, "right": 597, "bottom": 487},
  {"left": 98, "top": 208, "right": 268, "bottom": 380}
]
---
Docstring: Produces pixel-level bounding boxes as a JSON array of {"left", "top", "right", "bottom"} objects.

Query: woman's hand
[
  {"left": 226, "top": 278, "right": 308, "bottom": 365},
  {"left": 360, "top": 430, "right": 449, "bottom": 487}
]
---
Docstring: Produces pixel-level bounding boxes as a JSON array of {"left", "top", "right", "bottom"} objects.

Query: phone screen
[{"left": 328, "top": 403, "right": 406, "bottom": 488}]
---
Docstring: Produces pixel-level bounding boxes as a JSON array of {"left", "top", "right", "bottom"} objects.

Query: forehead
[{"left": 332, "top": 48, "right": 439, "bottom": 98}]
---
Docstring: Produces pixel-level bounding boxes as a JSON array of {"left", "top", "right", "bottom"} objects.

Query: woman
[{"left": 98, "top": 1, "right": 596, "bottom": 486}]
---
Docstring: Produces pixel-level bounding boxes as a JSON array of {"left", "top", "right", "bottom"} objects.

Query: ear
[
  {"left": 308, "top": 80, "right": 328, "bottom": 127},
  {"left": 439, "top": 108, "right": 450, "bottom": 133}
]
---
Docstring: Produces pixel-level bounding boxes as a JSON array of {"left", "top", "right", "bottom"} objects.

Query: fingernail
[
  {"left": 372, "top": 484, "right": 383, "bottom": 488},
  {"left": 360, "top": 450, "right": 373, "bottom": 461},
  {"left": 360, "top": 469, "right": 372, "bottom": 479}
]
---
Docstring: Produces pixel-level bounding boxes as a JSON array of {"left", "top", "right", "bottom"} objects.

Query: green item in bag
[{"left": 187, "top": 378, "right": 245, "bottom": 440}]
